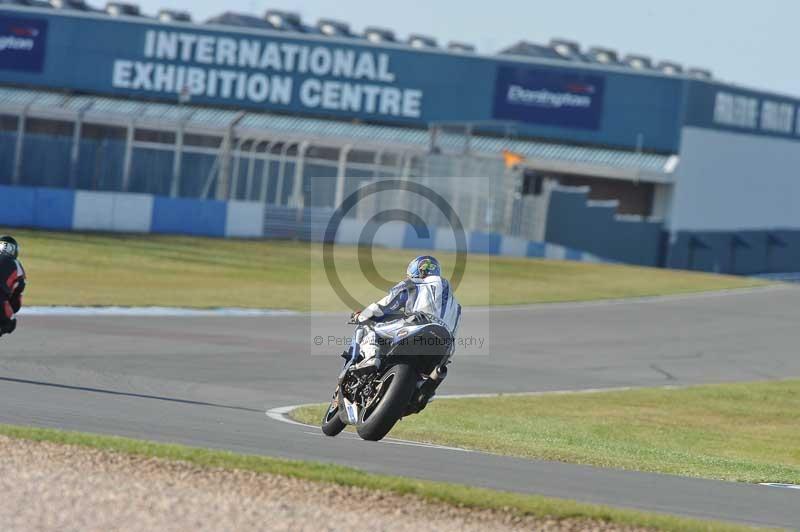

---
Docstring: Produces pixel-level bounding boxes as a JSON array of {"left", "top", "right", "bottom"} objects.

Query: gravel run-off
[{"left": 0, "top": 435, "right": 652, "bottom": 532}]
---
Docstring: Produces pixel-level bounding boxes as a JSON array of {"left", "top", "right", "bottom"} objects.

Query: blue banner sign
[
  {"left": 492, "top": 66, "right": 605, "bottom": 130},
  {"left": 0, "top": 15, "right": 47, "bottom": 72}
]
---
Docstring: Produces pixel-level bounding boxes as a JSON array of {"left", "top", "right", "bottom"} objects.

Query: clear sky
[{"left": 134, "top": 0, "right": 799, "bottom": 97}]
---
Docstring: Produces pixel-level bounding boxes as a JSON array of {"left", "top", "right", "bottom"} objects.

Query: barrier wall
[
  {"left": 666, "top": 230, "right": 800, "bottom": 274},
  {"left": 0, "top": 185, "right": 606, "bottom": 263},
  {"left": 544, "top": 188, "right": 664, "bottom": 266}
]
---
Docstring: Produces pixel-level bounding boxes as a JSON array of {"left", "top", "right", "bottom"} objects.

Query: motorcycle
[{"left": 321, "top": 312, "right": 453, "bottom": 441}]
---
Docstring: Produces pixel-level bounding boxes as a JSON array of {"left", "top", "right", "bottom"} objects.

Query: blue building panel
[
  {"left": 666, "top": 230, "right": 800, "bottom": 275},
  {"left": 544, "top": 189, "right": 663, "bottom": 266}
]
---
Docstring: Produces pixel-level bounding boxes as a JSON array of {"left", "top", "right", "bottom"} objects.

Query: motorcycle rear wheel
[{"left": 356, "top": 363, "right": 417, "bottom": 441}]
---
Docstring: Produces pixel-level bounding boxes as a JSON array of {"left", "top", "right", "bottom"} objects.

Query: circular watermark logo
[{"left": 322, "top": 179, "right": 468, "bottom": 310}]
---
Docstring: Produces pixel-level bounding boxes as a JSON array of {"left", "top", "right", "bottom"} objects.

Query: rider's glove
[
  {"left": 357, "top": 303, "right": 383, "bottom": 323},
  {"left": 0, "top": 318, "right": 16, "bottom": 337}
]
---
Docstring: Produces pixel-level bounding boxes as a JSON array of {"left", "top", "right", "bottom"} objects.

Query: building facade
[{"left": 1, "top": 5, "right": 799, "bottom": 273}]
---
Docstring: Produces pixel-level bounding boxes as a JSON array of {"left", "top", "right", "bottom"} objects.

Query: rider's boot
[
  {"left": 408, "top": 365, "right": 447, "bottom": 414},
  {"left": 353, "top": 333, "right": 381, "bottom": 374}
]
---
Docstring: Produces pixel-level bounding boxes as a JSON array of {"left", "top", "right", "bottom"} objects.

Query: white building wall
[
  {"left": 670, "top": 127, "right": 800, "bottom": 231},
  {"left": 650, "top": 183, "right": 673, "bottom": 222}
]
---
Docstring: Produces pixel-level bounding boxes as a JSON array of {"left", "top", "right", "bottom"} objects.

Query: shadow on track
[{"left": 0, "top": 376, "right": 263, "bottom": 413}]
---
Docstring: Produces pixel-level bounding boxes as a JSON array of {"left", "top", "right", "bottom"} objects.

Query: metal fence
[
  {"left": 0, "top": 115, "right": 421, "bottom": 200},
  {"left": 0, "top": 91, "right": 554, "bottom": 238}
]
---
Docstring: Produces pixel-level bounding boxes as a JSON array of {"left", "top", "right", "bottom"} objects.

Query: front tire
[
  {"left": 356, "top": 363, "right": 417, "bottom": 441},
  {"left": 321, "top": 392, "right": 346, "bottom": 437}
]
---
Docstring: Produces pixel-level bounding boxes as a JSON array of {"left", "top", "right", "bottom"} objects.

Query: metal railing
[{"left": 0, "top": 91, "right": 551, "bottom": 238}]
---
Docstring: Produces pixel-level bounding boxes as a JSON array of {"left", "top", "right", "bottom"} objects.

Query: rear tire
[
  {"left": 356, "top": 364, "right": 417, "bottom": 441},
  {"left": 321, "top": 392, "right": 346, "bottom": 437}
]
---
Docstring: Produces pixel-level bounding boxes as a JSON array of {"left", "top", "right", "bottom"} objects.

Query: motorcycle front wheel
[
  {"left": 321, "top": 390, "right": 346, "bottom": 436},
  {"left": 356, "top": 363, "right": 417, "bottom": 441}
]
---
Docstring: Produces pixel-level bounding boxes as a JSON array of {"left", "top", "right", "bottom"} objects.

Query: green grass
[
  {"left": 293, "top": 380, "right": 800, "bottom": 484},
  {"left": 8, "top": 228, "right": 765, "bottom": 310},
  {"left": 0, "top": 424, "right": 763, "bottom": 532}
]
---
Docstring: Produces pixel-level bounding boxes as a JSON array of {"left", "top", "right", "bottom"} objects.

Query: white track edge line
[
  {"left": 265, "top": 404, "right": 313, "bottom": 427},
  {"left": 265, "top": 404, "right": 472, "bottom": 452},
  {"left": 759, "top": 483, "right": 800, "bottom": 490}
]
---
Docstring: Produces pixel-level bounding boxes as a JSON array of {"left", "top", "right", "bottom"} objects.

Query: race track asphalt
[{"left": 1, "top": 285, "right": 799, "bottom": 528}]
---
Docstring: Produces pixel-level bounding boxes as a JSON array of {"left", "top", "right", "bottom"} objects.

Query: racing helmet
[
  {"left": 406, "top": 255, "right": 441, "bottom": 279},
  {"left": 0, "top": 236, "right": 18, "bottom": 259}
]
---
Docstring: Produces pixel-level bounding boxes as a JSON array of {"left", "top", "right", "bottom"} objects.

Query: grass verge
[
  {"left": 0, "top": 423, "right": 762, "bottom": 532},
  {"left": 294, "top": 380, "right": 800, "bottom": 484},
  {"left": 8, "top": 228, "right": 766, "bottom": 310}
]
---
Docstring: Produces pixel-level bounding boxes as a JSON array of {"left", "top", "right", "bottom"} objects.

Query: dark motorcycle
[{"left": 321, "top": 312, "right": 452, "bottom": 441}]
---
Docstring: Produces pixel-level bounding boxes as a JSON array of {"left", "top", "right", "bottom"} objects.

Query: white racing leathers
[{"left": 356, "top": 275, "right": 461, "bottom": 365}]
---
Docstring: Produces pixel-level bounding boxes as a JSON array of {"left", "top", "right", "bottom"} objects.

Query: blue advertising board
[
  {"left": 0, "top": 15, "right": 47, "bottom": 72},
  {"left": 493, "top": 66, "right": 605, "bottom": 130},
  {"left": 0, "top": 6, "right": 691, "bottom": 152}
]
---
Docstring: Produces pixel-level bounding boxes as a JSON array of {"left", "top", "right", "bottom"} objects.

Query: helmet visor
[
  {"left": 418, "top": 259, "right": 437, "bottom": 275},
  {"left": 0, "top": 241, "right": 18, "bottom": 258},
  {"left": 407, "top": 256, "right": 440, "bottom": 278}
]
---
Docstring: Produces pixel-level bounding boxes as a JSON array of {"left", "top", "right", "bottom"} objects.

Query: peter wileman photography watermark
[
  {"left": 312, "top": 334, "right": 487, "bottom": 351},
  {"left": 307, "top": 175, "right": 493, "bottom": 357},
  {"left": 322, "top": 179, "right": 467, "bottom": 310}
]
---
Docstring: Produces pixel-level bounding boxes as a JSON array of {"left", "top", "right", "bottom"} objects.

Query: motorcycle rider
[
  {"left": 0, "top": 236, "right": 25, "bottom": 338},
  {"left": 353, "top": 255, "right": 461, "bottom": 408}
]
